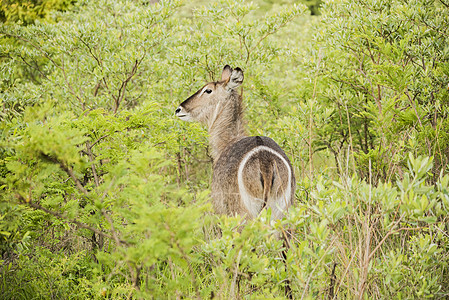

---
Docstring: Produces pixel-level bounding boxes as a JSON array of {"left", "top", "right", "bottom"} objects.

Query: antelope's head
[{"left": 175, "top": 65, "right": 244, "bottom": 124}]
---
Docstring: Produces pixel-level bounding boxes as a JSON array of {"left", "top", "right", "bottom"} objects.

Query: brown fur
[{"left": 176, "top": 66, "right": 295, "bottom": 220}]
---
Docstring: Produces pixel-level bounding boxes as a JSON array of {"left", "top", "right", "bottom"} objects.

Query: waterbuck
[{"left": 175, "top": 65, "right": 295, "bottom": 221}]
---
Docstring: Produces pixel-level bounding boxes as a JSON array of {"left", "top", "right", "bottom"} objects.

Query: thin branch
[
  {"left": 86, "top": 141, "right": 100, "bottom": 187},
  {"left": 4, "top": 33, "right": 62, "bottom": 70},
  {"left": 60, "top": 56, "right": 85, "bottom": 109},
  {"left": 113, "top": 56, "right": 145, "bottom": 114},
  {"left": 19, "top": 195, "right": 125, "bottom": 243},
  {"left": 4, "top": 32, "right": 85, "bottom": 107},
  {"left": 40, "top": 152, "right": 89, "bottom": 195},
  {"left": 35, "top": 153, "right": 127, "bottom": 248},
  {"left": 93, "top": 81, "right": 102, "bottom": 97},
  {"left": 17, "top": 54, "right": 50, "bottom": 81},
  {"left": 438, "top": 0, "right": 449, "bottom": 8},
  {"left": 230, "top": 248, "right": 243, "bottom": 299},
  {"left": 328, "top": 262, "right": 338, "bottom": 300},
  {"left": 78, "top": 37, "right": 103, "bottom": 67},
  {"left": 91, "top": 134, "right": 109, "bottom": 148},
  {"left": 102, "top": 77, "right": 117, "bottom": 103},
  {"left": 249, "top": 15, "right": 297, "bottom": 55},
  {"left": 411, "top": 17, "right": 449, "bottom": 38},
  {"left": 368, "top": 225, "right": 428, "bottom": 262},
  {"left": 404, "top": 88, "right": 432, "bottom": 156},
  {"left": 38, "top": 152, "right": 127, "bottom": 248}
]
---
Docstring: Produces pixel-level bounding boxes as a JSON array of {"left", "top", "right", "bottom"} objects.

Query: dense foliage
[
  {"left": 1, "top": 0, "right": 448, "bottom": 298},
  {"left": 1, "top": 0, "right": 75, "bottom": 24}
]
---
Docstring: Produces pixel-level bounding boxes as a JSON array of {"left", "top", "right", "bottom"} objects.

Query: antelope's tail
[{"left": 261, "top": 161, "right": 275, "bottom": 211}]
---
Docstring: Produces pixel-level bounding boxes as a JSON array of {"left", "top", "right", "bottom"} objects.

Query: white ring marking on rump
[{"left": 237, "top": 145, "right": 292, "bottom": 219}]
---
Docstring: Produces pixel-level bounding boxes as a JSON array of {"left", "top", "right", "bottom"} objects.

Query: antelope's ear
[
  {"left": 226, "top": 67, "right": 244, "bottom": 91},
  {"left": 221, "top": 65, "right": 233, "bottom": 81}
]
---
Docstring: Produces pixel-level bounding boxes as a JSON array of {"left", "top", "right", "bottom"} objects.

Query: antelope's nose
[{"left": 175, "top": 107, "right": 181, "bottom": 114}]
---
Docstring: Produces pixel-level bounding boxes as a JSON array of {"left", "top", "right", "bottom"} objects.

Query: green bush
[
  {"left": 308, "top": 0, "right": 449, "bottom": 183},
  {"left": 1, "top": 0, "right": 75, "bottom": 25},
  {"left": 1, "top": 0, "right": 448, "bottom": 298}
]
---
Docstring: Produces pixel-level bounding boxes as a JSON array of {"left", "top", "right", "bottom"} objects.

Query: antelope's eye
[{"left": 205, "top": 89, "right": 212, "bottom": 94}]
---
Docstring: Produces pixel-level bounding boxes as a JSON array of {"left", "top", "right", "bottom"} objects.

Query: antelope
[{"left": 175, "top": 65, "right": 295, "bottom": 221}]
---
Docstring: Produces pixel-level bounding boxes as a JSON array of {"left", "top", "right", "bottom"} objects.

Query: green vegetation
[
  {"left": 1, "top": 0, "right": 75, "bottom": 24},
  {"left": 1, "top": 0, "right": 448, "bottom": 298}
]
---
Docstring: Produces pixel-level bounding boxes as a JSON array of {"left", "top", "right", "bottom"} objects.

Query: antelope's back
[{"left": 211, "top": 136, "right": 296, "bottom": 220}]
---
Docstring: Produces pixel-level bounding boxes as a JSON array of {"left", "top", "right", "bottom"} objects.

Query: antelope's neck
[{"left": 207, "top": 100, "right": 247, "bottom": 162}]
